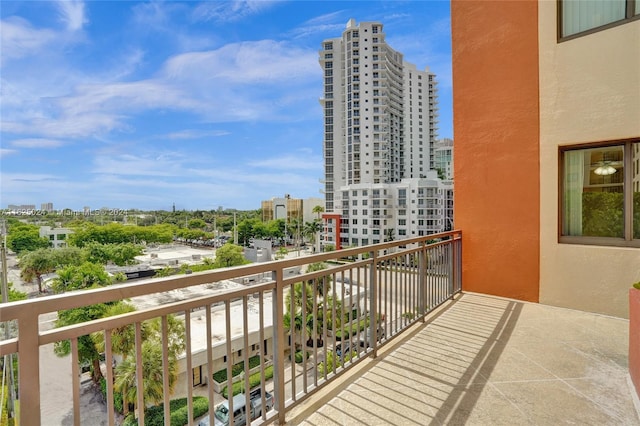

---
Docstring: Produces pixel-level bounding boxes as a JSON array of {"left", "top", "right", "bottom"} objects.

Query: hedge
[
  {"left": 221, "top": 365, "right": 274, "bottom": 399},
  {"left": 122, "top": 396, "right": 209, "bottom": 426},
  {"left": 212, "top": 355, "right": 262, "bottom": 383},
  {"left": 334, "top": 318, "right": 369, "bottom": 340}
]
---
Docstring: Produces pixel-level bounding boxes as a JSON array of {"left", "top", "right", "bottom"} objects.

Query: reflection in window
[
  {"left": 561, "top": 142, "right": 640, "bottom": 243},
  {"left": 562, "top": 0, "right": 626, "bottom": 37}
]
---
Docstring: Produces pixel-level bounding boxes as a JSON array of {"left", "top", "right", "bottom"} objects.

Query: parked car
[
  {"left": 357, "top": 326, "right": 386, "bottom": 348},
  {"left": 198, "top": 388, "right": 274, "bottom": 426}
]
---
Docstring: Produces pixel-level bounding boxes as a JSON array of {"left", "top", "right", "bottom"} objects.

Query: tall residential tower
[{"left": 319, "top": 19, "right": 450, "bottom": 249}]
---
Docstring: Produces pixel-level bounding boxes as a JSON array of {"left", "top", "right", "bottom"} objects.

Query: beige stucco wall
[{"left": 538, "top": 1, "right": 640, "bottom": 318}]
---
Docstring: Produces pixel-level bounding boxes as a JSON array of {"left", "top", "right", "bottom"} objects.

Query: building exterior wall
[
  {"left": 452, "top": 0, "right": 640, "bottom": 317},
  {"left": 39, "top": 226, "right": 73, "bottom": 249},
  {"left": 538, "top": 1, "right": 640, "bottom": 318},
  {"left": 451, "top": 0, "right": 540, "bottom": 302}
]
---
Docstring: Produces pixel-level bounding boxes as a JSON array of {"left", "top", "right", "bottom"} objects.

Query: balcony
[{"left": 1, "top": 231, "right": 638, "bottom": 425}]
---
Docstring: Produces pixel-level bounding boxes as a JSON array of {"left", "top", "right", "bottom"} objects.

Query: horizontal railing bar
[
  {"left": 39, "top": 281, "right": 278, "bottom": 346},
  {"left": 281, "top": 257, "right": 374, "bottom": 287},
  {"left": 1, "top": 231, "right": 461, "bottom": 322},
  {"left": 0, "top": 338, "right": 18, "bottom": 356}
]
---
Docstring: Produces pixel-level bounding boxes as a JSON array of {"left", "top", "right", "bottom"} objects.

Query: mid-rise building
[
  {"left": 41, "top": 202, "right": 54, "bottom": 212},
  {"left": 261, "top": 195, "right": 324, "bottom": 224},
  {"left": 434, "top": 138, "right": 453, "bottom": 180},
  {"left": 318, "top": 19, "right": 451, "bottom": 249}
]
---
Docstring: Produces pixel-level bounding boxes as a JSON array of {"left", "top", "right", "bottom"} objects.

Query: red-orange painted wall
[{"left": 451, "top": 0, "right": 540, "bottom": 301}]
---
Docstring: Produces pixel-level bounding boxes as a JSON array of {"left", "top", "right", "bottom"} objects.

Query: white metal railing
[{"left": 0, "top": 231, "right": 461, "bottom": 425}]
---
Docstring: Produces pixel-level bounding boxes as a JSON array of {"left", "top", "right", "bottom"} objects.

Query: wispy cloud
[
  {"left": 0, "top": 17, "right": 57, "bottom": 61},
  {"left": 56, "top": 0, "right": 87, "bottom": 32},
  {"left": 0, "top": 149, "right": 17, "bottom": 157},
  {"left": 166, "top": 130, "right": 230, "bottom": 140},
  {"left": 11, "top": 138, "right": 66, "bottom": 148},
  {"left": 192, "top": 1, "right": 279, "bottom": 23}
]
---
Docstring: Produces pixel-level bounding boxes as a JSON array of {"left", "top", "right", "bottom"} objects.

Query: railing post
[
  {"left": 419, "top": 242, "right": 427, "bottom": 322},
  {"left": 272, "top": 267, "right": 286, "bottom": 424},
  {"left": 370, "top": 250, "right": 378, "bottom": 358},
  {"left": 17, "top": 314, "right": 40, "bottom": 425}
]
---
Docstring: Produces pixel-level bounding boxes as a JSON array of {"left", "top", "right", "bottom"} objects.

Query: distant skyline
[{"left": 1, "top": 1, "right": 453, "bottom": 211}]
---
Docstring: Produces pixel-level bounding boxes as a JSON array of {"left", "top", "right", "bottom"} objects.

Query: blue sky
[{"left": 1, "top": 0, "right": 452, "bottom": 211}]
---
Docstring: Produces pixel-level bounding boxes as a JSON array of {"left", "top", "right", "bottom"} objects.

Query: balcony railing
[{"left": 0, "top": 231, "right": 461, "bottom": 425}]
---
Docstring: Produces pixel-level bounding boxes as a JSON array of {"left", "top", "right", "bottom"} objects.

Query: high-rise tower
[{"left": 319, "top": 19, "right": 449, "bottom": 249}]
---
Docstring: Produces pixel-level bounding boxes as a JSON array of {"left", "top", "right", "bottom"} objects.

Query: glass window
[
  {"left": 560, "top": 141, "right": 640, "bottom": 245},
  {"left": 560, "top": 0, "right": 639, "bottom": 39}
]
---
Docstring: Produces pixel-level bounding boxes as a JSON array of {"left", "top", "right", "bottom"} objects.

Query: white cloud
[
  {"left": 192, "top": 1, "right": 278, "bottom": 23},
  {"left": 166, "top": 129, "right": 230, "bottom": 140},
  {"left": 0, "top": 149, "right": 18, "bottom": 157},
  {"left": 163, "top": 40, "right": 318, "bottom": 84},
  {"left": 56, "top": 0, "right": 87, "bottom": 32},
  {"left": 0, "top": 17, "right": 57, "bottom": 61},
  {"left": 11, "top": 138, "right": 66, "bottom": 148}
]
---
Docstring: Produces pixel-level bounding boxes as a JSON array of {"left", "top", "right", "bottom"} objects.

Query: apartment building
[
  {"left": 452, "top": 0, "right": 640, "bottom": 318},
  {"left": 319, "top": 19, "right": 450, "bottom": 249}
]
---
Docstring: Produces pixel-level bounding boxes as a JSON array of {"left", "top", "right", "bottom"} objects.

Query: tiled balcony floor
[{"left": 288, "top": 292, "right": 640, "bottom": 426}]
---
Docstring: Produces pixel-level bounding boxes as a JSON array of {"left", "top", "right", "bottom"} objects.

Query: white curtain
[
  {"left": 564, "top": 150, "right": 585, "bottom": 236},
  {"left": 563, "top": 0, "right": 626, "bottom": 36}
]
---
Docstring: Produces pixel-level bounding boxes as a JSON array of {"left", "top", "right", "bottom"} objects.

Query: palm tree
[
  {"left": 92, "top": 302, "right": 137, "bottom": 415},
  {"left": 284, "top": 282, "right": 315, "bottom": 351},
  {"left": 303, "top": 220, "right": 322, "bottom": 253},
  {"left": 312, "top": 205, "right": 324, "bottom": 219},
  {"left": 114, "top": 341, "right": 178, "bottom": 416},
  {"left": 305, "top": 262, "right": 331, "bottom": 296},
  {"left": 112, "top": 315, "right": 185, "bottom": 417}
]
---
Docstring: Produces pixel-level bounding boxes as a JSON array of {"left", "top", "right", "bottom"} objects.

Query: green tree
[
  {"left": 213, "top": 243, "right": 248, "bottom": 268},
  {"left": 265, "top": 219, "right": 285, "bottom": 240},
  {"left": 187, "top": 218, "right": 206, "bottom": 229},
  {"left": 304, "top": 220, "right": 322, "bottom": 253},
  {"left": 19, "top": 246, "right": 86, "bottom": 293},
  {"left": 305, "top": 262, "right": 331, "bottom": 296},
  {"left": 312, "top": 205, "right": 325, "bottom": 219},
  {"left": 113, "top": 315, "right": 185, "bottom": 416},
  {"left": 283, "top": 282, "right": 315, "bottom": 351},
  {"left": 55, "top": 303, "right": 110, "bottom": 383},
  {"left": 84, "top": 242, "right": 144, "bottom": 266},
  {"left": 115, "top": 341, "right": 178, "bottom": 416},
  {"left": 7, "top": 225, "right": 50, "bottom": 254},
  {"left": 50, "top": 262, "right": 112, "bottom": 293}
]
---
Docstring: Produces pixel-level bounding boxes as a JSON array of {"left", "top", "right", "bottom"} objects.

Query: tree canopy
[
  {"left": 7, "top": 223, "right": 50, "bottom": 254},
  {"left": 212, "top": 243, "right": 249, "bottom": 268},
  {"left": 19, "top": 246, "right": 86, "bottom": 292}
]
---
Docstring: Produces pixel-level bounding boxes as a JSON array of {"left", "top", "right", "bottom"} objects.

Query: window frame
[
  {"left": 557, "top": 0, "right": 640, "bottom": 42},
  {"left": 558, "top": 138, "right": 639, "bottom": 247}
]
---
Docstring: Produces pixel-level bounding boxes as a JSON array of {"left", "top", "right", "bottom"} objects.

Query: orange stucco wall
[{"left": 451, "top": 0, "right": 540, "bottom": 301}]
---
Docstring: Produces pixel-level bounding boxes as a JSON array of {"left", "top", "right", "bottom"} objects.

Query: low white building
[
  {"left": 322, "top": 172, "right": 454, "bottom": 249},
  {"left": 39, "top": 226, "right": 73, "bottom": 249}
]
